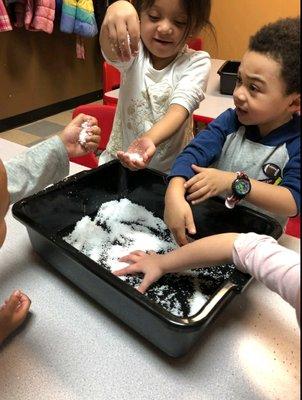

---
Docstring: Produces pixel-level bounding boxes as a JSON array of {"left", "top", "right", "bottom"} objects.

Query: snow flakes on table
[{"left": 63, "top": 199, "right": 235, "bottom": 318}]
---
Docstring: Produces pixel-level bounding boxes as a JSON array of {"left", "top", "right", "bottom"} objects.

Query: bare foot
[{"left": 0, "top": 290, "right": 31, "bottom": 344}]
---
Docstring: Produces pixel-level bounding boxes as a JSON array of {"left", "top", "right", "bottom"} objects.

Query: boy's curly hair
[
  {"left": 249, "top": 17, "right": 300, "bottom": 95},
  {"left": 131, "top": 0, "right": 212, "bottom": 39}
]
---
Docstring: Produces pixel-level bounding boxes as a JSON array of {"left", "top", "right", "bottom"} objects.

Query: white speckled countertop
[{"left": 0, "top": 139, "right": 300, "bottom": 400}]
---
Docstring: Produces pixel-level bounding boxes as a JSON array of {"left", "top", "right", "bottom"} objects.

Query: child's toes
[
  {"left": 17, "top": 294, "right": 31, "bottom": 315},
  {"left": 6, "top": 290, "right": 22, "bottom": 313}
]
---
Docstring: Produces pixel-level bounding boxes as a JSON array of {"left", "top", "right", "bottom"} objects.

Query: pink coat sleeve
[{"left": 232, "top": 233, "right": 300, "bottom": 324}]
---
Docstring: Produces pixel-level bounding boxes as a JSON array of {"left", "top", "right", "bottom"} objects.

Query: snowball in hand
[
  {"left": 78, "top": 121, "right": 92, "bottom": 145},
  {"left": 127, "top": 152, "right": 143, "bottom": 162}
]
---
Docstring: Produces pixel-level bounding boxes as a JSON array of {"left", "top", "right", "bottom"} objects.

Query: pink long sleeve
[{"left": 232, "top": 233, "right": 300, "bottom": 324}]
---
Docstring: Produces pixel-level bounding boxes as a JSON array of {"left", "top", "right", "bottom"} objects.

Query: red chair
[
  {"left": 285, "top": 215, "right": 300, "bottom": 238},
  {"left": 193, "top": 114, "right": 213, "bottom": 125},
  {"left": 193, "top": 114, "right": 213, "bottom": 136},
  {"left": 102, "top": 61, "right": 120, "bottom": 105},
  {"left": 69, "top": 104, "right": 116, "bottom": 168},
  {"left": 187, "top": 37, "right": 203, "bottom": 51}
]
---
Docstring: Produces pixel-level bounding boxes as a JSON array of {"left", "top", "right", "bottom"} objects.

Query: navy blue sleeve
[
  {"left": 169, "top": 108, "right": 239, "bottom": 180},
  {"left": 282, "top": 136, "right": 301, "bottom": 213}
]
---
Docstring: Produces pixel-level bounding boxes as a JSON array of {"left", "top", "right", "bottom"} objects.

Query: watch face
[{"left": 233, "top": 178, "right": 251, "bottom": 196}]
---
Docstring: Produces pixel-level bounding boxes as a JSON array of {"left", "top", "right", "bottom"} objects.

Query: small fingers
[
  {"left": 191, "top": 164, "right": 203, "bottom": 173},
  {"left": 85, "top": 133, "right": 101, "bottom": 144},
  {"left": 126, "top": 14, "right": 140, "bottom": 55},
  {"left": 105, "top": 18, "right": 123, "bottom": 58},
  {"left": 81, "top": 138, "right": 99, "bottom": 153},
  {"left": 114, "top": 24, "right": 131, "bottom": 60},
  {"left": 191, "top": 193, "right": 211, "bottom": 205},
  {"left": 71, "top": 113, "right": 85, "bottom": 125},
  {"left": 138, "top": 276, "right": 153, "bottom": 294},
  {"left": 184, "top": 176, "right": 199, "bottom": 190},
  {"left": 116, "top": 152, "right": 131, "bottom": 165},
  {"left": 131, "top": 159, "right": 147, "bottom": 169},
  {"left": 84, "top": 127, "right": 101, "bottom": 144},
  {"left": 171, "top": 227, "right": 188, "bottom": 247},
  {"left": 186, "top": 186, "right": 206, "bottom": 200},
  {"left": 116, "top": 151, "right": 125, "bottom": 160},
  {"left": 113, "top": 265, "right": 134, "bottom": 276},
  {"left": 117, "top": 152, "right": 139, "bottom": 170},
  {"left": 187, "top": 187, "right": 211, "bottom": 204},
  {"left": 186, "top": 179, "right": 205, "bottom": 194},
  {"left": 87, "top": 125, "right": 100, "bottom": 135},
  {"left": 106, "top": 25, "right": 117, "bottom": 45},
  {"left": 185, "top": 214, "right": 196, "bottom": 236},
  {"left": 119, "top": 250, "right": 146, "bottom": 263},
  {"left": 86, "top": 116, "right": 98, "bottom": 127},
  {"left": 72, "top": 113, "right": 95, "bottom": 127}
]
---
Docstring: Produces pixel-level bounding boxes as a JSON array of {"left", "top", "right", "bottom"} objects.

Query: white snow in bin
[{"left": 64, "top": 198, "right": 210, "bottom": 317}]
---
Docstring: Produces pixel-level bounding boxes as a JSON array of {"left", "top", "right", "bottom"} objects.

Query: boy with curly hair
[{"left": 164, "top": 17, "right": 300, "bottom": 246}]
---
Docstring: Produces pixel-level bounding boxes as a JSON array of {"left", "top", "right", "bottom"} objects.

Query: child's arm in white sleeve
[{"left": 5, "top": 136, "right": 69, "bottom": 204}]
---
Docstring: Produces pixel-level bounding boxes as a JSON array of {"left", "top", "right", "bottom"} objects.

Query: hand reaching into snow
[{"left": 114, "top": 250, "right": 164, "bottom": 293}]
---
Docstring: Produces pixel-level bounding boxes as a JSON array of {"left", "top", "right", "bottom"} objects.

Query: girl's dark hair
[
  {"left": 249, "top": 17, "right": 300, "bottom": 95},
  {"left": 132, "top": 0, "right": 212, "bottom": 39}
]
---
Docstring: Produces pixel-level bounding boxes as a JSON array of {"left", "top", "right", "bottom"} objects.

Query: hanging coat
[
  {"left": 24, "top": 0, "right": 56, "bottom": 34},
  {"left": 60, "top": 0, "right": 97, "bottom": 37},
  {"left": 0, "top": 0, "right": 12, "bottom": 31}
]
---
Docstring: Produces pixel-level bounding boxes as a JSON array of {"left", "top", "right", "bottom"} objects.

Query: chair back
[
  {"left": 103, "top": 61, "right": 121, "bottom": 93},
  {"left": 285, "top": 215, "right": 300, "bottom": 238},
  {"left": 187, "top": 37, "right": 203, "bottom": 51}
]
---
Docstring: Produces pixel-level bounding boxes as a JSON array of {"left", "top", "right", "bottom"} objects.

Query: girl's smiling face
[
  {"left": 0, "top": 160, "right": 9, "bottom": 247},
  {"left": 233, "top": 51, "right": 300, "bottom": 135},
  {"left": 140, "top": 0, "right": 188, "bottom": 69}
]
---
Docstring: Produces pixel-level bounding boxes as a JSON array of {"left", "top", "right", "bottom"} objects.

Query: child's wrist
[
  {"left": 58, "top": 133, "right": 73, "bottom": 157},
  {"left": 225, "top": 171, "right": 238, "bottom": 193},
  {"left": 58, "top": 133, "right": 67, "bottom": 149},
  {"left": 167, "top": 177, "right": 186, "bottom": 195},
  {"left": 143, "top": 132, "right": 158, "bottom": 146},
  {"left": 161, "top": 252, "right": 179, "bottom": 274}
]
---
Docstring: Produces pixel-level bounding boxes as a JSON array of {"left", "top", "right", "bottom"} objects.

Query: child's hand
[
  {"left": 102, "top": 0, "right": 140, "bottom": 61},
  {"left": 114, "top": 250, "right": 164, "bottom": 293},
  {"left": 116, "top": 137, "right": 156, "bottom": 170},
  {"left": 185, "top": 165, "right": 236, "bottom": 204},
  {"left": 164, "top": 187, "right": 196, "bottom": 246},
  {"left": 59, "top": 114, "right": 101, "bottom": 158}
]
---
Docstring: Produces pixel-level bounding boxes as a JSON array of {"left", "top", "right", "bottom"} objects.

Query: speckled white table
[{"left": 0, "top": 139, "right": 300, "bottom": 400}]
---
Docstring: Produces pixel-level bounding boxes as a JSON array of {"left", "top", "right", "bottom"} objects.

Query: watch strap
[
  {"left": 225, "top": 194, "right": 239, "bottom": 209},
  {"left": 225, "top": 171, "right": 250, "bottom": 209}
]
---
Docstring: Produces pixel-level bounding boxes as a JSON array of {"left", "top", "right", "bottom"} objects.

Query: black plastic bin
[
  {"left": 12, "top": 161, "right": 282, "bottom": 357},
  {"left": 218, "top": 60, "right": 241, "bottom": 95}
]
